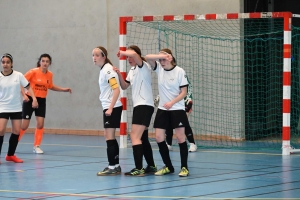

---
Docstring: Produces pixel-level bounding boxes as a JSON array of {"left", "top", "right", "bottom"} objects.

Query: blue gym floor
[{"left": 0, "top": 133, "right": 300, "bottom": 199}]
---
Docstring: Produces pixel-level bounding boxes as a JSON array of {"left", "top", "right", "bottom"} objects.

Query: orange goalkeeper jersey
[{"left": 25, "top": 68, "right": 54, "bottom": 98}]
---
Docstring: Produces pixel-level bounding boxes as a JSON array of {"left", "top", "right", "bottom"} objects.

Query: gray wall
[{"left": 0, "top": 0, "right": 242, "bottom": 131}]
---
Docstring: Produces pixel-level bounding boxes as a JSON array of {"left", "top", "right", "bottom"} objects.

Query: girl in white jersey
[
  {"left": 113, "top": 45, "right": 157, "bottom": 176},
  {"left": 145, "top": 48, "right": 190, "bottom": 177},
  {"left": 92, "top": 46, "right": 123, "bottom": 176},
  {"left": 0, "top": 53, "right": 38, "bottom": 163}
]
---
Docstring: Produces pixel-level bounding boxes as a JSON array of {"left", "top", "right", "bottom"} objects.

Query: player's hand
[
  {"left": 23, "top": 95, "right": 30, "bottom": 102},
  {"left": 166, "top": 54, "right": 173, "bottom": 62},
  {"left": 32, "top": 99, "right": 38, "bottom": 109},
  {"left": 163, "top": 101, "right": 174, "bottom": 110},
  {"left": 185, "top": 98, "right": 193, "bottom": 112},
  {"left": 65, "top": 88, "right": 72, "bottom": 93},
  {"left": 113, "top": 66, "right": 120, "bottom": 74},
  {"left": 105, "top": 108, "right": 113, "bottom": 116}
]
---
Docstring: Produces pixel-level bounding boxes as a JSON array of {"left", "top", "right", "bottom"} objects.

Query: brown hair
[
  {"left": 96, "top": 46, "right": 113, "bottom": 65},
  {"left": 37, "top": 53, "right": 52, "bottom": 67},
  {"left": 160, "top": 48, "right": 176, "bottom": 66},
  {"left": 128, "top": 45, "right": 146, "bottom": 61}
]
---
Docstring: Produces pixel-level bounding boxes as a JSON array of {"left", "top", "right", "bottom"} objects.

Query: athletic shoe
[
  {"left": 115, "top": 165, "right": 122, "bottom": 174},
  {"left": 178, "top": 167, "right": 189, "bottom": 177},
  {"left": 125, "top": 168, "right": 145, "bottom": 176},
  {"left": 33, "top": 146, "right": 44, "bottom": 154},
  {"left": 188, "top": 143, "right": 197, "bottom": 152},
  {"left": 155, "top": 166, "right": 173, "bottom": 176},
  {"left": 97, "top": 167, "right": 120, "bottom": 176},
  {"left": 167, "top": 144, "right": 173, "bottom": 151},
  {"left": 144, "top": 165, "right": 157, "bottom": 174},
  {"left": 6, "top": 155, "right": 23, "bottom": 163}
]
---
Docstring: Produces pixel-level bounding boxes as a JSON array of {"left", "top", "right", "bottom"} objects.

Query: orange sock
[
  {"left": 34, "top": 128, "right": 44, "bottom": 147},
  {"left": 18, "top": 129, "right": 26, "bottom": 141}
]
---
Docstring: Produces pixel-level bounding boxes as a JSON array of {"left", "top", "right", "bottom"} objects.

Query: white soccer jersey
[
  {"left": 154, "top": 62, "right": 188, "bottom": 110},
  {"left": 0, "top": 70, "right": 29, "bottom": 112},
  {"left": 98, "top": 63, "right": 122, "bottom": 110},
  {"left": 126, "top": 61, "right": 154, "bottom": 107}
]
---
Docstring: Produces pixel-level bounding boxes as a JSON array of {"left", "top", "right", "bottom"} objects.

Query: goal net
[{"left": 119, "top": 13, "right": 300, "bottom": 152}]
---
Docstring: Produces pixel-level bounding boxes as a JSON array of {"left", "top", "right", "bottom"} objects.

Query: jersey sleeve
[
  {"left": 24, "top": 69, "right": 35, "bottom": 81},
  {"left": 179, "top": 68, "right": 189, "bottom": 88},
  {"left": 126, "top": 68, "right": 133, "bottom": 83},
  {"left": 20, "top": 73, "right": 30, "bottom": 88},
  {"left": 105, "top": 68, "right": 117, "bottom": 82}
]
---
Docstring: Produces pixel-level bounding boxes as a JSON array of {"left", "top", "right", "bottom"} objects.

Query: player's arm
[
  {"left": 24, "top": 84, "right": 38, "bottom": 108},
  {"left": 118, "top": 49, "right": 143, "bottom": 66},
  {"left": 174, "top": 86, "right": 188, "bottom": 104},
  {"left": 105, "top": 77, "right": 120, "bottom": 116},
  {"left": 163, "top": 86, "right": 187, "bottom": 110},
  {"left": 145, "top": 53, "right": 172, "bottom": 69},
  {"left": 112, "top": 66, "right": 130, "bottom": 90},
  {"left": 50, "top": 85, "right": 72, "bottom": 93}
]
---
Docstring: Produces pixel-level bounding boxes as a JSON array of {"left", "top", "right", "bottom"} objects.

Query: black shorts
[
  {"left": 154, "top": 109, "right": 190, "bottom": 130},
  {"left": 132, "top": 105, "right": 154, "bottom": 127},
  {"left": 22, "top": 96, "right": 46, "bottom": 119},
  {"left": 0, "top": 112, "right": 22, "bottom": 120},
  {"left": 103, "top": 106, "right": 123, "bottom": 128}
]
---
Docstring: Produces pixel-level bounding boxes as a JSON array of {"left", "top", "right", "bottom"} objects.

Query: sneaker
[
  {"left": 125, "top": 168, "right": 145, "bottom": 176},
  {"left": 97, "top": 167, "right": 120, "bottom": 176},
  {"left": 33, "top": 146, "right": 44, "bottom": 154},
  {"left": 167, "top": 144, "right": 173, "bottom": 151},
  {"left": 115, "top": 165, "right": 122, "bottom": 174},
  {"left": 144, "top": 165, "right": 157, "bottom": 174},
  {"left": 178, "top": 167, "right": 189, "bottom": 177},
  {"left": 188, "top": 143, "right": 197, "bottom": 152},
  {"left": 6, "top": 155, "right": 23, "bottom": 163},
  {"left": 154, "top": 166, "right": 173, "bottom": 176}
]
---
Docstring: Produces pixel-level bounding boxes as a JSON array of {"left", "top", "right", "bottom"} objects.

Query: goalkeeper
[{"left": 155, "top": 76, "right": 197, "bottom": 152}]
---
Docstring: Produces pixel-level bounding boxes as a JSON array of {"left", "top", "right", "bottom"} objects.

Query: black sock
[
  {"left": 0, "top": 135, "right": 4, "bottom": 156},
  {"left": 7, "top": 133, "right": 19, "bottom": 156},
  {"left": 113, "top": 139, "right": 119, "bottom": 165},
  {"left": 185, "top": 125, "right": 195, "bottom": 144},
  {"left": 106, "top": 140, "right": 116, "bottom": 166},
  {"left": 179, "top": 141, "right": 188, "bottom": 169},
  {"left": 165, "top": 128, "right": 173, "bottom": 145},
  {"left": 133, "top": 144, "right": 143, "bottom": 170},
  {"left": 141, "top": 130, "right": 155, "bottom": 167},
  {"left": 157, "top": 141, "right": 174, "bottom": 172}
]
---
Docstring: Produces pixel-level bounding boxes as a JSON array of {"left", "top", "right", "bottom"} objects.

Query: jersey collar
[{"left": 1, "top": 69, "right": 13, "bottom": 76}]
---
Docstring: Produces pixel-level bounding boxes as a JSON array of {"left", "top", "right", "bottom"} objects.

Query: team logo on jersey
[{"left": 107, "top": 71, "right": 111, "bottom": 74}]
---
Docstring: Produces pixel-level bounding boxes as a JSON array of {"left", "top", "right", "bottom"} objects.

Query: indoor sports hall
[{"left": 1, "top": 0, "right": 300, "bottom": 199}]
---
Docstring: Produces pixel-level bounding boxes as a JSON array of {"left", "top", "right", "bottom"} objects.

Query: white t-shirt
[
  {"left": 126, "top": 61, "right": 154, "bottom": 107},
  {"left": 98, "top": 63, "right": 122, "bottom": 110},
  {"left": 0, "top": 70, "right": 29, "bottom": 113},
  {"left": 154, "top": 62, "right": 188, "bottom": 111}
]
